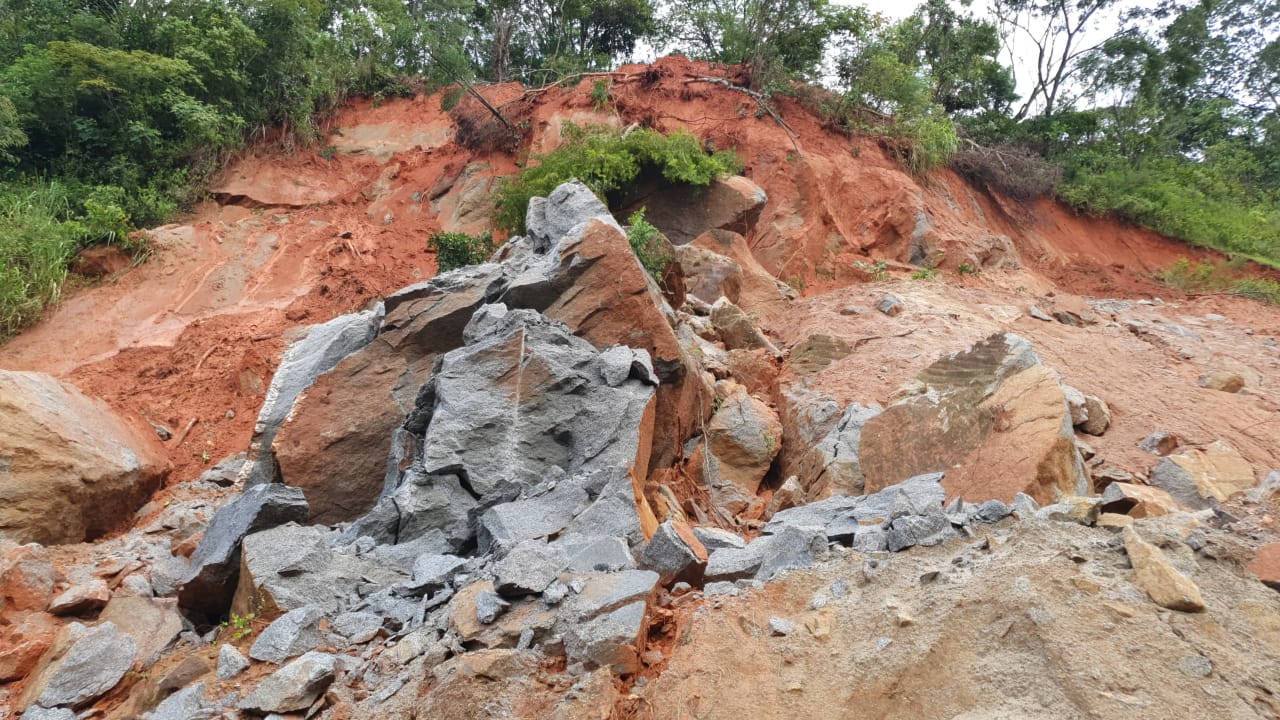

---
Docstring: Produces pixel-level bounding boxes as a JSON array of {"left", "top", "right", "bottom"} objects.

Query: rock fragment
[
  {"left": 1122, "top": 527, "right": 1205, "bottom": 612},
  {"left": 238, "top": 651, "right": 338, "bottom": 714}
]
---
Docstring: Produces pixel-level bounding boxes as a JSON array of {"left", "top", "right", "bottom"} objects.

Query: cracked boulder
[{"left": 858, "top": 333, "right": 1089, "bottom": 505}]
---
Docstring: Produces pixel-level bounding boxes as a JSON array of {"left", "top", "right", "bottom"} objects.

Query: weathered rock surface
[
  {"left": 0, "top": 544, "right": 61, "bottom": 613},
  {"left": 688, "top": 229, "right": 793, "bottom": 320},
  {"left": 239, "top": 651, "right": 338, "bottom": 713},
  {"left": 242, "top": 306, "right": 383, "bottom": 488},
  {"left": 21, "top": 621, "right": 136, "bottom": 709},
  {"left": 1149, "top": 441, "right": 1256, "bottom": 509},
  {"left": 1249, "top": 542, "right": 1280, "bottom": 590},
  {"left": 249, "top": 605, "right": 325, "bottom": 663},
  {"left": 702, "top": 384, "right": 782, "bottom": 509},
  {"left": 1100, "top": 482, "right": 1181, "bottom": 517},
  {"left": 1122, "top": 527, "right": 1205, "bottom": 612},
  {"left": 177, "top": 483, "right": 309, "bottom": 618},
  {"left": 0, "top": 371, "right": 168, "bottom": 545},
  {"left": 621, "top": 175, "right": 768, "bottom": 245},
  {"left": 779, "top": 386, "right": 881, "bottom": 500},
  {"left": 859, "top": 333, "right": 1089, "bottom": 505},
  {"left": 638, "top": 520, "right": 708, "bottom": 585}
]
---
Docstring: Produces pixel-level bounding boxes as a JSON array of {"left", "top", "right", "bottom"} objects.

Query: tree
[{"left": 888, "top": 0, "right": 1017, "bottom": 116}]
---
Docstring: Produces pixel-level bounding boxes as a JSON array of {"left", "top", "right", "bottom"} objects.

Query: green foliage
[
  {"left": 218, "top": 612, "right": 256, "bottom": 643},
  {"left": 1157, "top": 258, "right": 1280, "bottom": 304},
  {"left": 0, "top": 181, "right": 87, "bottom": 339},
  {"left": 625, "top": 209, "right": 671, "bottom": 281},
  {"left": 956, "top": 263, "right": 978, "bottom": 275},
  {"left": 428, "top": 230, "right": 496, "bottom": 273},
  {"left": 590, "top": 79, "right": 611, "bottom": 110},
  {"left": 494, "top": 123, "right": 742, "bottom": 233},
  {"left": 853, "top": 259, "right": 887, "bottom": 280},
  {"left": 910, "top": 266, "right": 939, "bottom": 280}
]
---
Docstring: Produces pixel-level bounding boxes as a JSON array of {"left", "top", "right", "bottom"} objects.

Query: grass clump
[
  {"left": 495, "top": 123, "right": 742, "bottom": 234},
  {"left": 0, "top": 182, "right": 90, "bottom": 339},
  {"left": 428, "top": 230, "right": 495, "bottom": 273},
  {"left": 1157, "top": 258, "right": 1280, "bottom": 305}
]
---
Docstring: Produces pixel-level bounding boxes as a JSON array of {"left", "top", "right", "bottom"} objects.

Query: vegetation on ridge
[{"left": 0, "top": 0, "right": 1277, "bottom": 338}]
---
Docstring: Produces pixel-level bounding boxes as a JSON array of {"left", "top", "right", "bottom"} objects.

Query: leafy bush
[
  {"left": 495, "top": 123, "right": 742, "bottom": 233},
  {"left": 428, "top": 230, "right": 495, "bottom": 273},
  {"left": 625, "top": 209, "right": 671, "bottom": 281}
]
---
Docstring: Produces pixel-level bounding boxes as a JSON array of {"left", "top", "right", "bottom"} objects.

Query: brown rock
[
  {"left": 0, "top": 544, "right": 62, "bottom": 612},
  {"left": 785, "top": 335, "right": 852, "bottom": 377},
  {"left": 1150, "top": 440, "right": 1256, "bottom": 509},
  {"left": 0, "top": 611, "right": 58, "bottom": 681},
  {"left": 1248, "top": 543, "right": 1280, "bottom": 590},
  {"left": 1101, "top": 482, "right": 1182, "bottom": 518},
  {"left": 1198, "top": 370, "right": 1244, "bottom": 393},
  {"left": 1122, "top": 527, "right": 1206, "bottom": 612},
  {"left": 689, "top": 229, "right": 792, "bottom": 321},
  {"left": 1080, "top": 395, "right": 1111, "bottom": 436},
  {"left": 0, "top": 371, "right": 169, "bottom": 545},
  {"left": 1096, "top": 513, "right": 1135, "bottom": 529},
  {"left": 100, "top": 594, "right": 185, "bottom": 667},
  {"left": 724, "top": 349, "right": 778, "bottom": 397},
  {"left": 675, "top": 243, "right": 743, "bottom": 305},
  {"left": 860, "top": 334, "right": 1088, "bottom": 505},
  {"left": 621, "top": 175, "right": 767, "bottom": 245},
  {"left": 48, "top": 579, "right": 111, "bottom": 616},
  {"left": 710, "top": 298, "right": 778, "bottom": 354},
  {"left": 704, "top": 386, "right": 783, "bottom": 504}
]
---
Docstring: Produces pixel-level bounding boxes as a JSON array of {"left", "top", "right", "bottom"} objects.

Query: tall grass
[{"left": 0, "top": 181, "right": 88, "bottom": 339}]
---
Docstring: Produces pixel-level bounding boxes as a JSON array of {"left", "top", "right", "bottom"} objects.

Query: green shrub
[
  {"left": 494, "top": 123, "right": 742, "bottom": 233},
  {"left": 625, "top": 209, "right": 671, "bottom": 281},
  {"left": 1157, "top": 258, "right": 1280, "bottom": 305},
  {"left": 590, "top": 79, "right": 611, "bottom": 110},
  {"left": 428, "top": 230, "right": 495, "bottom": 273}
]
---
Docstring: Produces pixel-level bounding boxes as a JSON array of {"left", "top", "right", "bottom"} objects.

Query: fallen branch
[
  {"left": 683, "top": 76, "right": 801, "bottom": 154},
  {"left": 518, "top": 70, "right": 637, "bottom": 101},
  {"left": 173, "top": 418, "right": 199, "bottom": 448},
  {"left": 852, "top": 328, "right": 916, "bottom": 349},
  {"left": 194, "top": 346, "right": 217, "bottom": 372}
]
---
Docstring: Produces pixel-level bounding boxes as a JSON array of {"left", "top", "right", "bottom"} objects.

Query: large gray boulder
[
  {"left": 243, "top": 306, "right": 383, "bottom": 486},
  {"left": 351, "top": 305, "right": 657, "bottom": 548},
  {"left": 177, "top": 483, "right": 309, "bottom": 619},
  {"left": 249, "top": 606, "right": 325, "bottom": 664},
  {"left": 238, "top": 651, "right": 339, "bottom": 714},
  {"left": 21, "top": 621, "right": 136, "bottom": 710}
]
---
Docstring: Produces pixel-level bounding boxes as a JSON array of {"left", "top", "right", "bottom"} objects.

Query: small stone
[
  {"left": 1080, "top": 395, "right": 1111, "bottom": 435},
  {"left": 877, "top": 295, "right": 903, "bottom": 317},
  {"left": 48, "top": 579, "right": 111, "bottom": 616},
  {"left": 974, "top": 499, "right": 1012, "bottom": 524},
  {"left": 407, "top": 554, "right": 467, "bottom": 593},
  {"left": 1197, "top": 371, "right": 1244, "bottom": 393},
  {"left": 216, "top": 644, "right": 250, "bottom": 680},
  {"left": 249, "top": 606, "right": 324, "bottom": 664},
  {"left": 1139, "top": 430, "right": 1180, "bottom": 456},
  {"left": 20, "top": 708, "right": 75, "bottom": 720},
  {"left": 331, "top": 611, "right": 382, "bottom": 644},
  {"left": 493, "top": 541, "right": 569, "bottom": 596},
  {"left": 1028, "top": 306, "right": 1053, "bottom": 321},
  {"left": 1035, "top": 496, "right": 1101, "bottom": 525},
  {"left": 768, "top": 617, "right": 795, "bottom": 636},
  {"left": 1178, "top": 655, "right": 1212, "bottom": 678},
  {"left": 239, "top": 651, "right": 337, "bottom": 714},
  {"left": 704, "top": 581, "right": 739, "bottom": 597},
  {"left": 692, "top": 527, "right": 746, "bottom": 552},
  {"left": 1122, "top": 527, "right": 1205, "bottom": 612},
  {"left": 638, "top": 520, "right": 708, "bottom": 585},
  {"left": 1248, "top": 542, "right": 1280, "bottom": 590},
  {"left": 475, "top": 589, "right": 510, "bottom": 624},
  {"left": 887, "top": 514, "right": 957, "bottom": 552},
  {"left": 1010, "top": 492, "right": 1040, "bottom": 518},
  {"left": 1096, "top": 513, "right": 1135, "bottom": 529}
]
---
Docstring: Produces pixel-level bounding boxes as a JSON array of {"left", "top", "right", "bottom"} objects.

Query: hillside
[{"left": 1, "top": 57, "right": 1278, "bottom": 719}]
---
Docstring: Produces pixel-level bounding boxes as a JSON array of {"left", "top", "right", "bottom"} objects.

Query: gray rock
[
  {"left": 560, "top": 570, "right": 660, "bottom": 622},
  {"left": 974, "top": 499, "right": 1012, "bottom": 524},
  {"left": 249, "top": 606, "right": 325, "bottom": 664},
  {"left": 243, "top": 307, "right": 383, "bottom": 486},
  {"left": 887, "top": 514, "right": 958, "bottom": 552},
  {"left": 638, "top": 521, "right": 707, "bottom": 585},
  {"left": 478, "top": 483, "right": 590, "bottom": 554},
  {"left": 693, "top": 527, "right": 746, "bottom": 551},
  {"left": 757, "top": 524, "right": 828, "bottom": 580},
  {"left": 703, "top": 581, "right": 740, "bottom": 597},
  {"left": 216, "top": 644, "right": 250, "bottom": 680},
  {"left": 475, "top": 589, "right": 510, "bottom": 624},
  {"left": 239, "top": 651, "right": 338, "bottom": 714},
  {"left": 1139, "top": 430, "right": 1180, "bottom": 456},
  {"left": 47, "top": 579, "right": 110, "bottom": 616},
  {"left": 177, "top": 483, "right": 309, "bottom": 619},
  {"left": 20, "top": 709, "right": 75, "bottom": 720},
  {"left": 524, "top": 180, "right": 618, "bottom": 253},
  {"left": 850, "top": 525, "right": 889, "bottom": 553},
  {"left": 1028, "top": 306, "right": 1053, "bottom": 321},
  {"left": 331, "top": 611, "right": 383, "bottom": 644},
  {"left": 561, "top": 467, "right": 646, "bottom": 548},
  {"left": 407, "top": 554, "right": 467, "bottom": 594},
  {"left": 1150, "top": 458, "right": 1216, "bottom": 510},
  {"left": 146, "top": 682, "right": 213, "bottom": 720},
  {"left": 195, "top": 452, "right": 246, "bottom": 487},
  {"left": 1178, "top": 655, "right": 1212, "bottom": 678},
  {"left": 493, "top": 540, "right": 570, "bottom": 596},
  {"left": 877, "top": 295, "right": 904, "bottom": 316},
  {"left": 709, "top": 297, "right": 779, "bottom": 353},
  {"left": 1011, "top": 492, "right": 1040, "bottom": 519},
  {"left": 34, "top": 621, "right": 137, "bottom": 708},
  {"left": 562, "top": 536, "right": 636, "bottom": 573},
  {"left": 768, "top": 617, "right": 795, "bottom": 636},
  {"left": 705, "top": 543, "right": 767, "bottom": 582},
  {"left": 351, "top": 471, "right": 478, "bottom": 550},
  {"left": 237, "top": 524, "right": 402, "bottom": 615},
  {"left": 779, "top": 386, "right": 884, "bottom": 499},
  {"left": 400, "top": 305, "right": 657, "bottom": 503},
  {"left": 1245, "top": 470, "right": 1280, "bottom": 504},
  {"left": 561, "top": 601, "right": 648, "bottom": 673}
]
